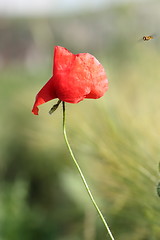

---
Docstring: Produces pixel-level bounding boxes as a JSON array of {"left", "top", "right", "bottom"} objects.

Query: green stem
[{"left": 62, "top": 101, "right": 115, "bottom": 240}]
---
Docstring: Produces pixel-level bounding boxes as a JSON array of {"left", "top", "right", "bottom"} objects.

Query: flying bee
[
  {"left": 138, "top": 34, "right": 156, "bottom": 42},
  {"left": 143, "top": 35, "right": 154, "bottom": 41}
]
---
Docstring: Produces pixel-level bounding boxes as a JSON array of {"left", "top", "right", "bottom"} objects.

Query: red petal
[
  {"left": 53, "top": 47, "right": 108, "bottom": 103},
  {"left": 53, "top": 46, "right": 75, "bottom": 75},
  {"left": 85, "top": 56, "right": 108, "bottom": 99},
  {"left": 32, "top": 77, "right": 56, "bottom": 115}
]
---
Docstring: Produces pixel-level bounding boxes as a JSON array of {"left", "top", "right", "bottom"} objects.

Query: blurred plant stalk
[{"left": 62, "top": 101, "right": 115, "bottom": 240}]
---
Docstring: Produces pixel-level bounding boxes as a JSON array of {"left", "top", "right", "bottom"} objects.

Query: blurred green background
[{"left": 0, "top": 0, "right": 160, "bottom": 239}]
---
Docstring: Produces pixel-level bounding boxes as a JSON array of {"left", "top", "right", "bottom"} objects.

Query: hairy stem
[{"left": 62, "top": 101, "right": 115, "bottom": 240}]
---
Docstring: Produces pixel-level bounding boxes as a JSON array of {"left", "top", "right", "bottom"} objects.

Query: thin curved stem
[{"left": 62, "top": 101, "right": 115, "bottom": 240}]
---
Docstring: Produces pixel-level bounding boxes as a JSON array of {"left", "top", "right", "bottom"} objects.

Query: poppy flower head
[{"left": 32, "top": 46, "right": 108, "bottom": 115}]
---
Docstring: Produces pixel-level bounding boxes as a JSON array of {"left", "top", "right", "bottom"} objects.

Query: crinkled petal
[{"left": 53, "top": 46, "right": 108, "bottom": 103}]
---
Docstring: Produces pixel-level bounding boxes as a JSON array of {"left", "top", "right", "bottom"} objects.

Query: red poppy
[{"left": 32, "top": 46, "right": 108, "bottom": 115}]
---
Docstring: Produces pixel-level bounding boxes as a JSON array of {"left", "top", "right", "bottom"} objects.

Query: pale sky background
[{"left": 0, "top": 0, "right": 146, "bottom": 16}]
